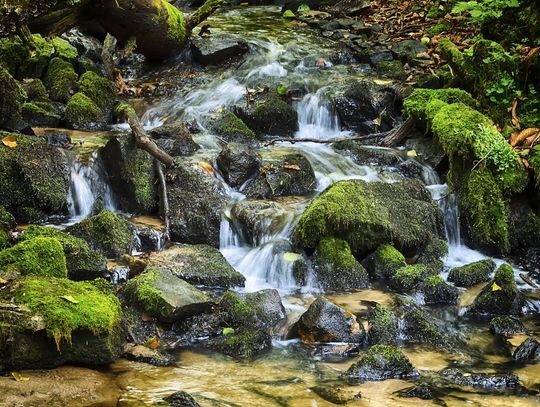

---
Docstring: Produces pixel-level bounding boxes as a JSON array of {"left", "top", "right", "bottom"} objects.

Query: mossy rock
[
  {"left": 469, "top": 263, "right": 524, "bottom": 316},
  {"left": 212, "top": 111, "right": 256, "bottom": 142},
  {"left": 390, "top": 264, "right": 427, "bottom": 291},
  {"left": 51, "top": 37, "right": 78, "bottom": 61},
  {"left": 21, "top": 226, "right": 107, "bottom": 281},
  {"left": 403, "top": 88, "right": 476, "bottom": 122},
  {"left": 64, "top": 92, "right": 103, "bottom": 130},
  {"left": 237, "top": 97, "right": 299, "bottom": 137},
  {"left": 211, "top": 326, "right": 272, "bottom": 359},
  {"left": 293, "top": 179, "right": 444, "bottom": 257},
  {"left": 448, "top": 259, "right": 496, "bottom": 287},
  {"left": 0, "top": 276, "right": 124, "bottom": 370},
  {"left": 417, "top": 238, "right": 448, "bottom": 265},
  {"left": 375, "top": 60, "right": 407, "bottom": 80},
  {"left": 22, "top": 78, "right": 47, "bottom": 101},
  {"left": 67, "top": 210, "right": 133, "bottom": 258},
  {"left": 124, "top": 267, "right": 212, "bottom": 323},
  {"left": 342, "top": 344, "right": 418, "bottom": 382},
  {"left": 0, "top": 36, "right": 29, "bottom": 76},
  {"left": 78, "top": 71, "right": 117, "bottom": 114},
  {"left": 422, "top": 276, "right": 459, "bottom": 305},
  {"left": 21, "top": 101, "right": 62, "bottom": 127},
  {"left": 98, "top": 135, "right": 157, "bottom": 214},
  {"left": 148, "top": 244, "right": 245, "bottom": 288},
  {"left": 0, "top": 206, "right": 15, "bottom": 231},
  {"left": 0, "top": 237, "right": 67, "bottom": 279},
  {"left": 237, "top": 289, "right": 286, "bottom": 330},
  {"left": 312, "top": 237, "right": 369, "bottom": 290},
  {"left": 395, "top": 298, "right": 449, "bottom": 347},
  {"left": 367, "top": 304, "right": 398, "bottom": 346},
  {"left": 0, "top": 133, "right": 69, "bottom": 220},
  {"left": 219, "top": 290, "right": 257, "bottom": 327},
  {"left": 368, "top": 244, "right": 407, "bottom": 279},
  {"left": 489, "top": 316, "right": 525, "bottom": 337},
  {"left": 44, "top": 57, "right": 78, "bottom": 103},
  {"left": 0, "top": 66, "right": 26, "bottom": 126}
]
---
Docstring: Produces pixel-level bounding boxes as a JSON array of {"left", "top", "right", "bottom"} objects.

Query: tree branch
[{"left": 186, "top": 0, "right": 223, "bottom": 32}]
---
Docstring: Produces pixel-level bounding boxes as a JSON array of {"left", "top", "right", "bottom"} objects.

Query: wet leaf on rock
[
  {"left": 198, "top": 161, "right": 214, "bottom": 176},
  {"left": 61, "top": 295, "right": 79, "bottom": 304},
  {"left": 11, "top": 372, "right": 30, "bottom": 381},
  {"left": 284, "top": 164, "right": 301, "bottom": 171},
  {"left": 2, "top": 135, "right": 17, "bottom": 148},
  {"left": 223, "top": 327, "right": 235, "bottom": 336},
  {"left": 491, "top": 282, "right": 502, "bottom": 292}
]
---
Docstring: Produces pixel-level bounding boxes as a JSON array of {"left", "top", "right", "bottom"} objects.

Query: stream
[{"left": 48, "top": 6, "right": 540, "bottom": 406}]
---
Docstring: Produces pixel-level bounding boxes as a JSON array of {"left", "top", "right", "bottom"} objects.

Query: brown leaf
[
  {"left": 520, "top": 272, "right": 538, "bottom": 288},
  {"left": 141, "top": 313, "right": 154, "bottom": 322},
  {"left": 198, "top": 161, "right": 214, "bottom": 176},
  {"left": 2, "top": 135, "right": 17, "bottom": 148},
  {"left": 284, "top": 163, "right": 301, "bottom": 171},
  {"left": 510, "top": 128, "right": 540, "bottom": 147},
  {"left": 146, "top": 338, "right": 160, "bottom": 349}
]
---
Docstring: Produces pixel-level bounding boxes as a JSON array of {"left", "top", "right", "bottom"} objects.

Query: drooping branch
[
  {"left": 154, "top": 159, "right": 170, "bottom": 241},
  {"left": 186, "top": 0, "right": 223, "bottom": 31}
]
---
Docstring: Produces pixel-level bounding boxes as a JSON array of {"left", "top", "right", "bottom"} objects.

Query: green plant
[{"left": 451, "top": 0, "right": 519, "bottom": 22}]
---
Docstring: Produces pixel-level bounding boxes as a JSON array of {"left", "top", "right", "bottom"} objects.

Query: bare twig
[{"left": 154, "top": 159, "right": 170, "bottom": 241}]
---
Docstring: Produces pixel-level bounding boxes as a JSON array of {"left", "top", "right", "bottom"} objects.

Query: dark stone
[
  {"left": 238, "top": 289, "right": 286, "bottom": 330},
  {"left": 396, "top": 385, "right": 435, "bottom": 400},
  {"left": 133, "top": 225, "right": 165, "bottom": 252},
  {"left": 123, "top": 343, "right": 175, "bottom": 366},
  {"left": 46, "top": 132, "right": 72, "bottom": 148},
  {"left": 367, "top": 304, "right": 398, "bottom": 346},
  {"left": 448, "top": 259, "right": 496, "bottom": 287},
  {"left": 216, "top": 142, "right": 260, "bottom": 187},
  {"left": 404, "top": 137, "right": 446, "bottom": 170},
  {"left": 149, "top": 121, "right": 199, "bottom": 157},
  {"left": 489, "top": 316, "right": 526, "bottom": 337},
  {"left": 329, "top": 0, "right": 371, "bottom": 16},
  {"left": 310, "top": 385, "right": 361, "bottom": 404},
  {"left": 422, "top": 276, "right": 459, "bottom": 305},
  {"left": 391, "top": 40, "right": 427, "bottom": 64},
  {"left": 191, "top": 34, "right": 248, "bottom": 65},
  {"left": 236, "top": 97, "right": 298, "bottom": 138},
  {"left": 513, "top": 337, "right": 540, "bottom": 361},
  {"left": 330, "top": 46, "right": 358, "bottom": 65},
  {"left": 164, "top": 391, "right": 201, "bottom": 407},
  {"left": 173, "top": 313, "right": 225, "bottom": 346},
  {"left": 439, "top": 368, "right": 520, "bottom": 389},
  {"left": 210, "top": 326, "right": 272, "bottom": 359}
]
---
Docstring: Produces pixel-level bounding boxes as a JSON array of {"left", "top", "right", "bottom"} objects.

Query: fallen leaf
[
  {"left": 2, "top": 135, "right": 17, "bottom": 148},
  {"left": 406, "top": 149, "right": 417, "bottom": 157},
  {"left": 284, "top": 163, "right": 301, "bottom": 171},
  {"left": 146, "top": 338, "right": 159, "bottom": 349},
  {"left": 198, "top": 161, "right": 214, "bottom": 176},
  {"left": 61, "top": 295, "right": 79, "bottom": 304},
  {"left": 491, "top": 282, "right": 502, "bottom": 292},
  {"left": 0, "top": 277, "right": 7, "bottom": 284},
  {"left": 223, "top": 327, "right": 235, "bottom": 336},
  {"left": 510, "top": 128, "right": 540, "bottom": 147},
  {"left": 11, "top": 372, "right": 30, "bottom": 382},
  {"left": 141, "top": 313, "right": 154, "bottom": 322}
]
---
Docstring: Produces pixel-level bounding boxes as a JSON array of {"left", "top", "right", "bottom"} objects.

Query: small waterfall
[
  {"left": 67, "top": 152, "right": 116, "bottom": 220},
  {"left": 295, "top": 90, "right": 348, "bottom": 140}
]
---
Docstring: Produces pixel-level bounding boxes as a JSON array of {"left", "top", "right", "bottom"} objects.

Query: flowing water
[{"left": 48, "top": 6, "right": 540, "bottom": 405}]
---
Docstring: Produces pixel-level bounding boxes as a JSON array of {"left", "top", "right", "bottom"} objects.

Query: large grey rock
[
  {"left": 149, "top": 121, "right": 199, "bottom": 157},
  {"left": 216, "top": 142, "right": 260, "bottom": 187},
  {"left": 191, "top": 34, "right": 248, "bottom": 65},
  {"left": 238, "top": 289, "right": 286, "bottom": 329}
]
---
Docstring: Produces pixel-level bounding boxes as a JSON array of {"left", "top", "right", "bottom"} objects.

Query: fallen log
[
  {"left": 264, "top": 131, "right": 391, "bottom": 146},
  {"left": 379, "top": 118, "right": 415, "bottom": 147}
]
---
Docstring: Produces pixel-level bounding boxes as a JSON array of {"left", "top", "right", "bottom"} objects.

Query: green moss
[
  {"left": 65, "top": 92, "right": 102, "bottom": 129},
  {"left": 23, "top": 79, "right": 47, "bottom": 101},
  {"left": 0, "top": 66, "right": 27, "bottom": 125},
  {"left": 372, "top": 244, "right": 407, "bottom": 278},
  {"left": 417, "top": 238, "right": 448, "bottom": 264},
  {"left": 0, "top": 206, "right": 15, "bottom": 230},
  {"left": 390, "top": 264, "right": 427, "bottom": 291},
  {"left": 317, "top": 237, "right": 358, "bottom": 268},
  {"left": 18, "top": 35, "right": 54, "bottom": 78},
  {"left": 78, "top": 71, "right": 117, "bottom": 113},
  {"left": 21, "top": 101, "right": 60, "bottom": 125},
  {"left": 114, "top": 102, "right": 136, "bottom": 121},
  {"left": 120, "top": 138, "right": 155, "bottom": 212},
  {"left": 44, "top": 57, "right": 78, "bottom": 103},
  {"left": 375, "top": 60, "right": 407, "bottom": 80},
  {"left": 448, "top": 258, "right": 495, "bottom": 287},
  {"left": 215, "top": 111, "right": 255, "bottom": 140},
  {"left": 67, "top": 210, "right": 132, "bottom": 258},
  {"left": 51, "top": 37, "right": 78, "bottom": 60},
  {"left": 2, "top": 276, "right": 122, "bottom": 346},
  {"left": 428, "top": 22, "right": 452, "bottom": 34},
  {"left": 403, "top": 88, "right": 476, "bottom": 122},
  {"left": 163, "top": 0, "right": 186, "bottom": 43},
  {"left": 21, "top": 226, "right": 106, "bottom": 280},
  {"left": 0, "top": 36, "right": 29, "bottom": 75},
  {"left": 220, "top": 290, "right": 257, "bottom": 326},
  {"left": 361, "top": 344, "right": 407, "bottom": 367},
  {"left": 438, "top": 38, "right": 465, "bottom": 73},
  {"left": 425, "top": 275, "right": 443, "bottom": 289},
  {"left": 250, "top": 97, "right": 298, "bottom": 136},
  {"left": 213, "top": 326, "right": 270, "bottom": 359},
  {"left": 493, "top": 263, "right": 517, "bottom": 291},
  {"left": 368, "top": 304, "right": 398, "bottom": 345},
  {"left": 0, "top": 237, "right": 67, "bottom": 278},
  {"left": 123, "top": 268, "right": 164, "bottom": 319}
]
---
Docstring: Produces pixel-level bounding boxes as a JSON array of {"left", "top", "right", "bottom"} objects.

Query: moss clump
[
  {"left": 489, "top": 316, "right": 525, "bottom": 337},
  {"left": 2, "top": 276, "right": 122, "bottom": 346},
  {"left": 0, "top": 237, "right": 67, "bottom": 279},
  {"left": 448, "top": 258, "right": 495, "bottom": 287},
  {"left": 0, "top": 66, "right": 27, "bottom": 125},
  {"left": 314, "top": 237, "right": 369, "bottom": 289},
  {"left": 390, "top": 264, "right": 427, "bottom": 291},
  {"left": 163, "top": 0, "right": 186, "bottom": 43},
  {"left": 423, "top": 275, "right": 459, "bottom": 305},
  {"left": 403, "top": 88, "right": 476, "bottom": 122},
  {"left": 417, "top": 238, "right": 448, "bottom": 264},
  {"left": 64, "top": 92, "right": 102, "bottom": 129},
  {"left": 219, "top": 290, "right": 257, "bottom": 327},
  {"left": 212, "top": 326, "right": 271, "bottom": 359},
  {"left": 78, "top": 71, "right": 117, "bottom": 113},
  {"left": 249, "top": 97, "right": 299, "bottom": 136},
  {"left": 214, "top": 111, "right": 255, "bottom": 141},
  {"left": 21, "top": 102, "right": 61, "bottom": 126},
  {"left": 123, "top": 268, "right": 164, "bottom": 319},
  {"left": 67, "top": 210, "right": 132, "bottom": 258},
  {"left": 114, "top": 102, "right": 136, "bottom": 121},
  {"left": 372, "top": 244, "right": 407, "bottom": 279},
  {"left": 23, "top": 79, "right": 47, "bottom": 101},
  {"left": 51, "top": 37, "right": 78, "bottom": 60},
  {"left": 44, "top": 57, "right": 78, "bottom": 103},
  {"left": 21, "top": 226, "right": 107, "bottom": 281},
  {"left": 0, "top": 36, "right": 29, "bottom": 75},
  {"left": 367, "top": 304, "right": 398, "bottom": 345}
]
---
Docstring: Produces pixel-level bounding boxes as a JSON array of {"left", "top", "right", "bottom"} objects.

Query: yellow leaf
[
  {"left": 406, "top": 150, "right": 417, "bottom": 157},
  {"left": 491, "top": 282, "right": 502, "bottom": 292},
  {"left": 11, "top": 372, "right": 30, "bottom": 381},
  {"left": 284, "top": 164, "right": 300, "bottom": 171},
  {"left": 0, "top": 277, "right": 7, "bottom": 284},
  {"left": 283, "top": 252, "right": 302, "bottom": 262},
  {"left": 223, "top": 327, "right": 235, "bottom": 336},
  {"left": 198, "top": 161, "right": 214, "bottom": 176},
  {"left": 2, "top": 135, "right": 17, "bottom": 148},
  {"left": 61, "top": 295, "right": 79, "bottom": 304}
]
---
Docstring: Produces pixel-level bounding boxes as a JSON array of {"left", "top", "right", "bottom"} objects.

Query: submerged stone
[
  {"left": 310, "top": 385, "right": 362, "bottom": 404},
  {"left": 164, "top": 391, "right": 201, "bottom": 407},
  {"left": 439, "top": 368, "right": 520, "bottom": 389},
  {"left": 448, "top": 259, "right": 495, "bottom": 287},
  {"left": 489, "top": 316, "right": 526, "bottom": 337},
  {"left": 191, "top": 34, "right": 248, "bottom": 65},
  {"left": 216, "top": 142, "right": 260, "bottom": 187},
  {"left": 512, "top": 337, "right": 540, "bottom": 361},
  {"left": 367, "top": 304, "right": 398, "bottom": 346}
]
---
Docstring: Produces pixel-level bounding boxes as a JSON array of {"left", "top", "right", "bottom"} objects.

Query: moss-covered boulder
[
  {"left": 21, "top": 101, "right": 62, "bottom": 127},
  {"left": 44, "top": 57, "right": 78, "bottom": 103},
  {"left": 21, "top": 226, "right": 107, "bottom": 281},
  {"left": 448, "top": 259, "right": 495, "bottom": 287},
  {"left": 148, "top": 244, "right": 245, "bottom": 288},
  {"left": 148, "top": 121, "right": 199, "bottom": 157},
  {"left": 416, "top": 238, "right": 448, "bottom": 276},
  {"left": 0, "top": 66, "right": 26, "bottom": 127},
  {"left": 78, "top": 71, "right": 117, "bottom": 115},
  {"left": 236, "top": 97, "right": 298, "bottom": 137},
  {"left": 219, "top": 290, "right": 257, "bottom": 327},
  {"left": 289, "top": 297, "right": 365, "bottom": 343},
  {"left": 312, "top": 237, "right": 369, "bottom": 290},
  {"left": 22, "top": 78, "right": 47, "bottom": 101},
  {"left": 469, "top": 264, "right": 524, "bottom": 316},
  {"left": 293, "top": 179, "right": 444, "bottom": 257},
  {"left": 0, "top": 133, "right": 69, "bottom": 221},
  {"left": 0, "top": 206, "right": 15, "bottom": 249},
  {"left": 422, "top": 276, "right": 459, "bottom": 305},
  {"left": 0, "top": 276, "right": 124, "bottom": 370},
  {"left": 365, "top": 244, "right": 407, "bottom": 279},
  {"left": 167, "top": 159, "right": 227, "bottom": 247},
  {"left": 64, "top": 92, "right": 103, "bottom": 130},
  {"left": 0, "top": 237, "right": 67, "bottom": 279},
  {"left": 342, "top": 345, "right": 419, "bottom": 382},
  {"left": 51, "top": 37, "right": 78, "bottom": 61},
  {"left": 67, "top": 210, "right": 133, "bottom": 258},
  {"left": 124, "top": 267, "right": 212, "bottom": 323},
  {"left": 212, "top": 111, "right": 256, "bottom": 142},
  {"left": 367, "top": 304, "right": 398, "bottom": 346},
  {"left": 489, "top": 316, "right": 525, "bottom": 337},
  {"left": 245, "top": 152, "right": 316, "bottom": 199},
  {"left": 0, "top": 36, "right": 29, "bottom": 76},
  {"left": 210, "top": 326, "right": 272, "bottom": 359},
  {"left": 389, "top": 264, "right": 427, "bottom": 291},
  {"left": 99, "top": 135, "right": 157, "bottom": 214},
  {"left": 216, "top": 142, "right": 260, "bottom": 187}
]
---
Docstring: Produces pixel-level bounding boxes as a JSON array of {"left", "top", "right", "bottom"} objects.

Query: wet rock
[
  {"left": 367, "top": 304, "right": 398, "bottom": 346},
  {"left": 334, "top": 142, "right": 402, "bottom": 167},
  {"left": 417, "top": 238, "right": 448, "bottom": 264},
  {"left": 123, "top": 343, "right": 175, "bottom": 366},
  {"left": 330, "top": 45, "right": 358, "bottom": 65},
  {"left": 236, "top": 97, "right": 298, "bottom": 137},
  {"left": 173, "top": 313, "right": 225, "bottom": 345},
  {"left": 45, "top": 132, "right": 72, "bottom": 148},
  {"left": 489, "top": 316, "right": 526, "bottom": 337},
  {"left": 329, "top": 0, "right": 371, "bottom": 16},
  {"left": 216, "top": 142, "right": 260, "bottom": 187},
  {"left": 469, "top": 264, "right": 524, "bottom": 316},
  {"left": 191, "top": 34, "right": 248, "bottom": 65},
  {"left": 164, "top": 391, "right": 201, "bottom": 407},
  {"left": 133, "top": 225, "right": 165, "bottom": 252},
  {"left": 0, "top": 68, "right": 25, "bottom": 127},
  {"left": 124, "top": 267, "right": 212, "bottom": 323},
  {"left": 167, "top": 159, "right": 227, "bottom": 247},
  {"left": 108, "top": 266, "right": 129, "bottom": 284},
  {"left": 448, "top": 259, "right": 496, "bottom": 287},
  {"left": 148, "top": 244, "right": 245, "bottom": 288},
  {"left": 375, "top": 60, "right": 407, "bottom": 80},
  {"left": 245, "top": 153, "right": 316, "bottom": 198},
  {"left": 422, "top": 276, "right": 459, "bottom": 305},
  {"left": 238, "top": 289, "right": 286, "bottom": 329},
  {"left": 512, "top": 337, "right": 540, "bottom": 361},
  {"left": 343, "top": 344, "right": 419, "bottom": 382},
  {"left": 0, "top": 277, "right": 124, "bottom": 370},
  {"left": 68, "top": 210, "right": 133, "bottom": 258},
  {"left": 290, "top": 297, "right": 364, "bottom": 343},
  {"left": 396, "top": 384, "right": 436, "bottom": 400},
  {"left": 391, "top": 40, "right": 427, "bottom": 64},
  {"left": 404, "top": 137, "right": 446, "bottom": 170},
  {"left": 0, "top": 132, "right": 69, "bottom": 222},
  {"left": 44, "top": 57, "right": 78, "bottom": 103},
  {"left": 334, "top": 80, "right": 400, "bottom": 134},
  {"left": 210, "top": 326, "right": 272, "bottom": 359},
  {"left": 294, "top": 179, "right": 444, "bottom": 257},
  {"left": 99, "top": 134, "right": 157, "bottom": 214},
  {"left": 363, "top": 244, "right": 407, "bottom": 279},
  {"left": 149, "top": 121, "right": 199, "bottom": 157},
  {"left": 311, "top": 237, "right": 370, "bottom": 290},
  {"left": 439, "top": 368, "right": 520, "bottom": 389},
  {"left": 212, "top": 111, "right": 256, "bottom": 143},
  {"left": 310, "top": 385, "right": 361, "bottom": 404},
  {"left": 21, "top": 101, "right": 63, "bottom": 127},
  {"left": 390, "top": 264, "right": 427, "bottom": 291}
]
